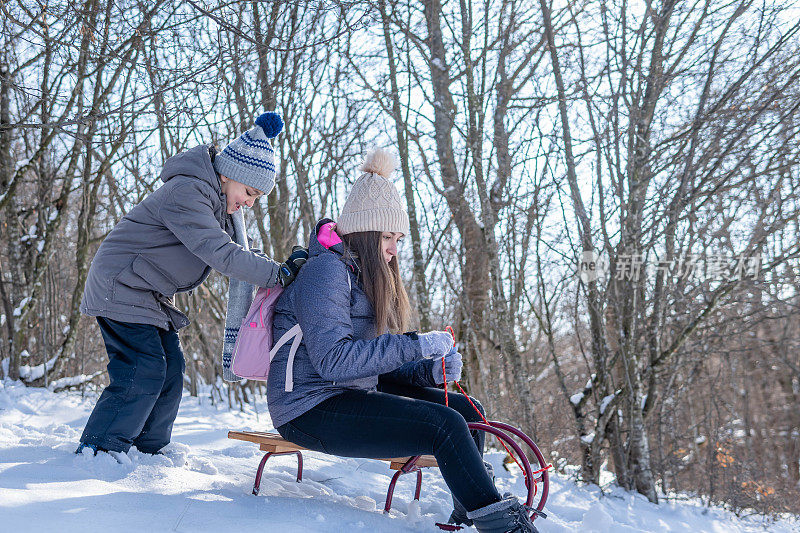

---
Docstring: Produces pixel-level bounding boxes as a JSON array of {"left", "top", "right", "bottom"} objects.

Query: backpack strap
[{"left": 270, "top": 323, "right": 302, "bottom": 392}]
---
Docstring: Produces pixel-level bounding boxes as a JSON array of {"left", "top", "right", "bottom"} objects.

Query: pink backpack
[
  {"left": 231, "top": 286, "right": 303, "bottom": 390},
  {"left": 231, "top": 222, "right": 346, "bottom": 390}
]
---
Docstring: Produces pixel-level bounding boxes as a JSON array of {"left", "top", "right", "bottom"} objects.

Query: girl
[
  {"left": 77, "top": 112, "right": 307, "bottom": 457},
  {"left": 268, "top": 148, "right": 538, "bottom": 533}
]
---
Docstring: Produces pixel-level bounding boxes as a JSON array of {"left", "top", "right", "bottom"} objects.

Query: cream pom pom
[{"left": 360, "top": 147, "right": 398, "bottom": 179}]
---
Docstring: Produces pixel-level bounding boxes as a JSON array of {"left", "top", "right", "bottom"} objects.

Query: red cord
[
  {"left": 443, "top": 326, "right": 455, "bottom": 407},
  {"left": 439, "top": 325, "right": 554, "bottom": 501},
  {"left": 453, "top": 380, "right": 529, "bottom": 482},
  {"left": 442, "top": 357, "right": 449, "bottom": 407},
  {"left": 441, "top": 325, "right": 533, "bottom": 485}
]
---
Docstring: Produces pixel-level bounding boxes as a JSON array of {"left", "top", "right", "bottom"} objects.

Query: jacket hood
[{"left": 159, "top": 145, "right": 221, "bottom": 194}]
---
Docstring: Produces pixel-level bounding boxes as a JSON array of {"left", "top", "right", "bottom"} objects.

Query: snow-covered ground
[{"left": 0, "top": 380, "right": 795, "bottom": 532}]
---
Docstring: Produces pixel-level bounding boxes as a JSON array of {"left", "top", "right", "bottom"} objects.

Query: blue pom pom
[{"left": 255, "top": 112, "right": 284, "bottom": 138}]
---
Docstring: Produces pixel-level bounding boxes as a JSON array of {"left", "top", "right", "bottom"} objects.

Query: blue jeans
[
  {"left": 80, "top": 317, "right": 185, "bottom": 453},
  {"left": 277, "top": 381, "right": 501, "bottom": 511}
]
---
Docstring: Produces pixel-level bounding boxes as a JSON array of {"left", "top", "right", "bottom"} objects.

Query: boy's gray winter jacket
[
  {"left": 267, "top": 219, "right": 435, "bottom": 428},
  {"left": 80, "top": 145, "right": 280, "bottom": 330}
]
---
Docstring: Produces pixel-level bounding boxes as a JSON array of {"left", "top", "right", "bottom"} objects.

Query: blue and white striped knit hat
[{"left": 213, "top": 112, "right": 284, "bottom": 194}]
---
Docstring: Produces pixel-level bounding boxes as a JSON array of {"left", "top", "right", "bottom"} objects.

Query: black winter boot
[
  {"left": 466, "top": 494, "right": 539, "bottom": 533},
  {"left": 448, "top": 497, "right": 472, "bottom": 527},
  {"left": 75, "top": 442, "right": 109, "bottom": 455}
]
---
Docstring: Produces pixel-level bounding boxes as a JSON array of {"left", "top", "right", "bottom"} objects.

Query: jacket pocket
[
  {"left": 130, "top": 255, "right": 179, "bottom": 296},
  {"left": 112, "top": 263, "right": 160, "bottom": 310},
  {"left": 112, "top": 255, "right": 178, "bottom": 309}
]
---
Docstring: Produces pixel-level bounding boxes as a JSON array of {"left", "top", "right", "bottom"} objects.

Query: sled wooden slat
[
  {"left": 229, "top": 428, "right": 436, "bottom": 512},
  {"left": 389, "top": 457, "right": 438, "bottom": 469},
  {"left": 229, "top": 430, "right": 299, "bottom": 447}
]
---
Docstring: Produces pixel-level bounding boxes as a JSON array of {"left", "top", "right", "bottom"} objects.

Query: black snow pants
[
  {"left": 276, "top": 381, "right": 502, "bottom": 512},
  {"left": 80, "top": 316, "right": 185, "bottom": 453}
]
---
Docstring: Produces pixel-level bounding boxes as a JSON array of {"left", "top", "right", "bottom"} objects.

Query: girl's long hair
[{"left": 339, "top": 230, "right": 411, "bottom": 334}]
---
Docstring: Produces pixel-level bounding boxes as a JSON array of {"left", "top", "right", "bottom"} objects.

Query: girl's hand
[
  {"left": 418, "top": 331, "right": 454, "bottom": 359},
  {"left": 433, "top": 347, "right": 463, "bottom": 384}
]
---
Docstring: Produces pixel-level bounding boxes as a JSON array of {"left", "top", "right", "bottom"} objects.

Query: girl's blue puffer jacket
[{"left": 267, "top": 219, "right": 435, "bottom": 428}]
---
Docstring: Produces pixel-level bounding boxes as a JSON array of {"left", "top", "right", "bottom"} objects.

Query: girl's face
[
  {"left": 219, "top": 175, "right": 263, "bottom": 214},
  {"left": 381, "top": 232, "right": 403, "bottom": 263}
]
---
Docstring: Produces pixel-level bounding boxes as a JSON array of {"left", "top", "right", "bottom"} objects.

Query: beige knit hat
[{"left": 337, "top": 148, "right": 410, "bottom": 236}]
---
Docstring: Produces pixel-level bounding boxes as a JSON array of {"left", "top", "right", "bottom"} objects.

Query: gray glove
[
  {"left": 433, "top": 347, "right": 463, "bottom": 384},
  {"left": 418, "top": 331, "right": 454, "bottom": 359}
]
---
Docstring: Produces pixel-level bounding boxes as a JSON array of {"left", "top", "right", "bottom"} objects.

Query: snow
[
  {"left": 21, "top": 225, "right": 37, "bottom": 243},
  {"left": 18, "top": 355, "right": 58, "bottom": 381},
  {"left": 599, "top": 393, "right": 616, "bottom": 415},
  {"left": 48, "top": 373, "right": 102, "bottom": 391},
  {"left": 431, "top": 58, "right": 446, "bottom": 71},
  {"left": 12, "top": 296, "right": 31, "bottom": 317},
  {"left": 569, "top": 391, "right": 583, "bottom": 406},
  {"left": 17, "top": 364, "right": 46, "bottom": 381},
  {"left": 0, "top": 380, "right": 796, "bottom": 532}
]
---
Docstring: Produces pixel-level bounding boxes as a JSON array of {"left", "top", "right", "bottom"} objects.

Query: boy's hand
[{"left": 278, "top": 245, "right": 309, "bottom": 287}]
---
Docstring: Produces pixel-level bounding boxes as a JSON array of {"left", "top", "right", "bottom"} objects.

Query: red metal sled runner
[{"left": 227, "top": 424, "right": 549, "bottom": 519}]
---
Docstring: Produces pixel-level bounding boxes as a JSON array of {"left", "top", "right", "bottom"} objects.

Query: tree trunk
[
  {"left": 379, "top": 0, "right": 431, "bottom": 331},
  {"left": 0, "top": 53, "right": 15, "bottom": 378},
  {"left": 422, "top": 0, "right": 497, "bottom": 411},
  {"left": 538, "top": 0, "right": 608, "bottom": 485}
]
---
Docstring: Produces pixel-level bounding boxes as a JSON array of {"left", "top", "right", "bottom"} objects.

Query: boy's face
[{"left": 219, "top": 175, "right": 264, "bottom": 214}]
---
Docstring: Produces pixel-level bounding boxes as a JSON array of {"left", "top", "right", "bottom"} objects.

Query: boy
[{"left": 76, "top": 112, "right": 305, "bottom": 456}]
